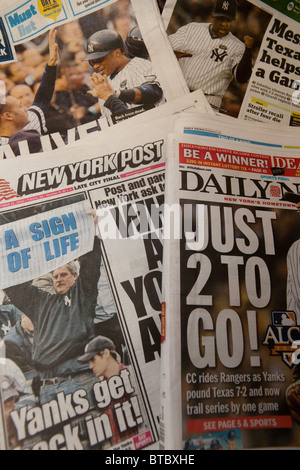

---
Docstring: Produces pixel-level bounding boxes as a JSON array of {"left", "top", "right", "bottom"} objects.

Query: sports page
[
  {"left": 162, "top": 0, "right": 300, "bottom": 126},
  {"left": 160, "top": 113, "right": 300, "bottom": 449},
  {"left": 0, "top": 0, "right": 195, "bottom": 157},
  {"left": 0, "top": 93, "right": 207, "bottom": 450}
]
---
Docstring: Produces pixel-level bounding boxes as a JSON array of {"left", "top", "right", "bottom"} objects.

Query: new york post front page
[
  {"left": 0, "top": 0, "right": 214, "bottom": 453},
  {"left": 0, "top": 82, "right": 209, "bottom": 450}
]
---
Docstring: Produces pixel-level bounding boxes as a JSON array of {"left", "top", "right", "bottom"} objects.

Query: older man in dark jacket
[{"left": 4, "top": 236, "right": 101, "bottom": 405}]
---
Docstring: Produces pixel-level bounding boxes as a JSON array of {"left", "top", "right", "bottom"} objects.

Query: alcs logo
[{"left": 263, "top": 311, "right": 300, "bottom": 368}]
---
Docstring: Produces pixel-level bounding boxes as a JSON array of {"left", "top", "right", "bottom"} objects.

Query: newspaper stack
[{"left": 0, "top": 0, "right": 299, "bottom": 452}]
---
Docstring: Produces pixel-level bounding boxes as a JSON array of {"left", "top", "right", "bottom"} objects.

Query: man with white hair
[{"left": 4, "top": 228, "right": 101, "bottom": 405}]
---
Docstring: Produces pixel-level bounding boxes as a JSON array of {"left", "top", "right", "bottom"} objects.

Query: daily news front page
[
  {"left": 0, "top": 91, "right": 209, "bottom": 451},
  {"left": 161, "top": 0, "right": 300, "bottom": 127},
  {"left": 160, "top": 112, "right": 300, "bottom": 450},
  {"left": 0, "top": 0, "right": 196, "bottom": 158}
]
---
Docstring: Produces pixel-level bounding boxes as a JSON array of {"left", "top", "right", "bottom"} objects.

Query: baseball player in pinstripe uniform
[
  {"left": 284, "top": 199, "right": 300, "bottom": 424},
  {"left": 0, "top": 28, "right": 59, "bottom": 147},
  {"left": 168, "top": 0, "right": 254, "bottom": 111},
  {"left": 286, "top": 234, "right": 300, "bottom": 423},
  {"left": 84, "top": 29, "right": 164, "bottom": 122},
  {"left": 287, "top": 239, "right": 300, "bottom": 324},
  {"left": 285, "top": 197, "right": 300, "bottom": 323}
]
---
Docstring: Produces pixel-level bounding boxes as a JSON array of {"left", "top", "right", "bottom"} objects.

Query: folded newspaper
[
  {"left": 0, "top": 90, "right": 209, "bottom": 450},
  {"left": 160, "top": 112, "right": 300, "bottom": 450},
  {"left": 162, "top": 0, "right": 300, "bottom": 126},
  {"left": 0, "top": 0, "right": 193, "bottom": 158},
  {"left": 0, "top": 0, "right": 300, "bottom": 453}
]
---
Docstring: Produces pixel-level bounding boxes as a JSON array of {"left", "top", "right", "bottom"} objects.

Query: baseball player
[
  {"left": 84, "top": 29, "right": 164, "bottom": 121},
  {"left": 88, "top": 73, "right": 130, "bottom": 116},
  {"left": 285, "top": 198, "right": 300, "bottom": 324},
  {"left": 168, "top": 0, "right": 254, "bottom": 111},
  {"left": 125, "top": 26, "right": 150, "bottom": 60},
  {"left": 285, "top": 199, "right": 300, "bottom": 423},
  {"left": 287, "top": 240, "right": 300, "bottom": 324},
  {"left": 0, "top": 28, "right": 59, "bottom": 146},
  {"left": 286, "top": 241, "right": 300, "bottom": 425}
]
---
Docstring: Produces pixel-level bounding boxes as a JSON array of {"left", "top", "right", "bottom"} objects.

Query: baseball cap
[
  {"left": 0, "top": 375, "right": 19, "bottom": 402},
  {"left": 84, "top": 30, "right": 124, "bottom": 62},
  {"left": 213, "top": 0, "right": 237, "bottom": 20},
  {"left": 78, "top": 335, "right": 116, "bottom": 363}
]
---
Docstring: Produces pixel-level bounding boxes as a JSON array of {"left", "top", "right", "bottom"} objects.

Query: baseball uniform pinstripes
[
  {"left": 0, "top": 136, "right": 9, "bottom": 145},
  {"left": 287, "top": 239, "right": 300, "bottom": 323},
  {"left": 99, "top": 57, "right": 163, "bottom": 119},
  {"left": 25, "top": 106, "right": 47, "bottom": 134},
  {"left": 169, "top": 23, "right": 245, "bottom": 109}
]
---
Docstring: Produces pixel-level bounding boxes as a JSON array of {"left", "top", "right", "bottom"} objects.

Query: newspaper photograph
[
  {"left": 160, "top": 116, "right": 300, "bottom": 450},
  {"left": 161, "top": 0, "right": 300, "bottom": 126},
  {"left": 0, "top": 174, "right": 155, "bottom": 451},
  {"left": 0, "top": 0, "right": 192, "bottom": 158},
  {"left": 0, "top": 92, "right": 208, "bottom": 450}
]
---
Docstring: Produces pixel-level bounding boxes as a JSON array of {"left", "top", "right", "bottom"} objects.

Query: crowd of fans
[
  {"left": 0, "top": 240, "right": 127, "bottom": 448},
  {"left": 0, "top": 200, "right": 126, "bottom": 449},
  {"left": 0, "top": 0, "right": 138, "bottom": 140},
  {"left": 0, "top": 0, "right": 270, "bottom": 123}
]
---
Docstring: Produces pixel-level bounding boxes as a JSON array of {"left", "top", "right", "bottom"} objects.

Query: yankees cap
[
  {"left": 213, "top": 0, "right": 237, "bottom": 20},
  {"left": 78, "top": 335, "right": 116, "bottom": 363},
  {"left": 84, "top": 30, "right": 124, "bottom": 61}
]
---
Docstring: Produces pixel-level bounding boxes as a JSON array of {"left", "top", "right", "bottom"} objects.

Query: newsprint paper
[
  {"left": 161, "top": 0, "right": 300, "bottom": 126},
  {"left": 0, "top": 0, "right": 195, "bottom": 157},
  {"left": 160, "top": 113, "right": 300, "bottom": 450},
  {"left": 0, "top": 92, "right": 208, "bottom": 451}
]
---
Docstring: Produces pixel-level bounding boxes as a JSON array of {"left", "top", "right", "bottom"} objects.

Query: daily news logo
[{"left": 263, "top": 311, "right": 300, "bottom": 368}]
